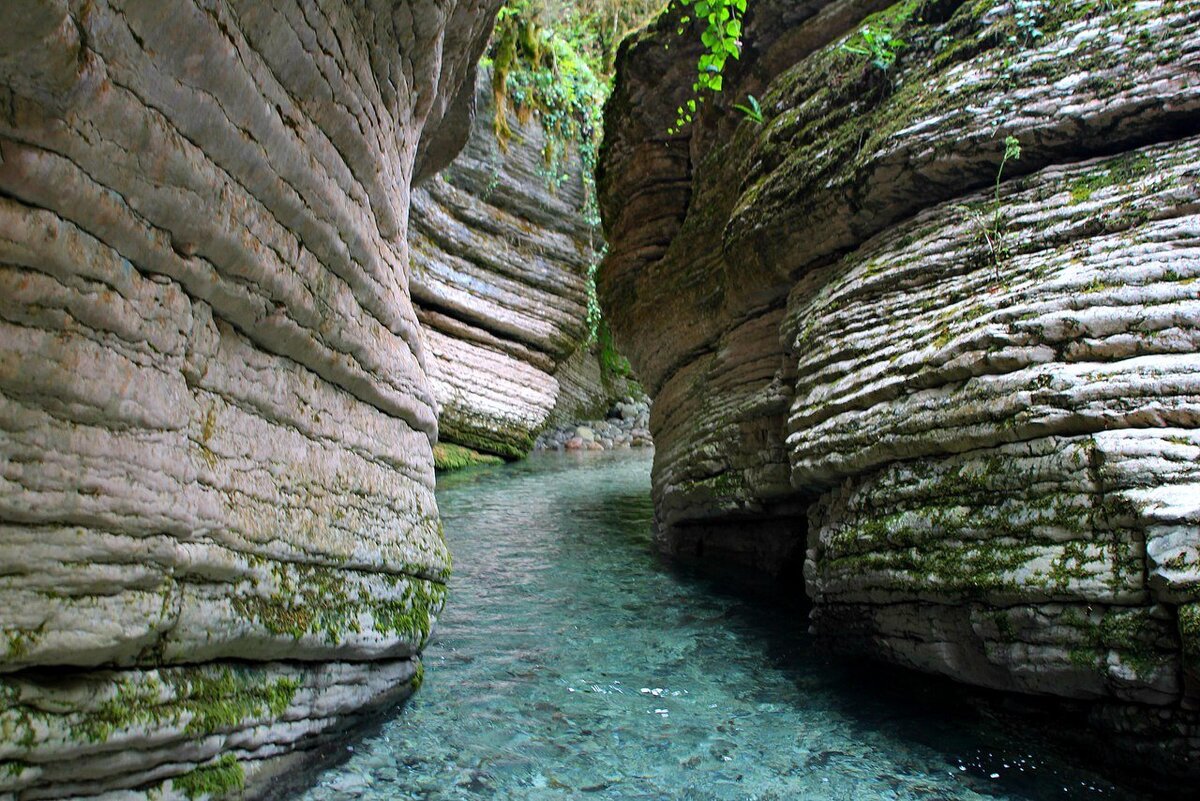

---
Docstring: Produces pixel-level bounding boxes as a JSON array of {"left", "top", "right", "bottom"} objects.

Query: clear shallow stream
[{"left": 301, "top": 451, "right": 1149, "bottom": 801}]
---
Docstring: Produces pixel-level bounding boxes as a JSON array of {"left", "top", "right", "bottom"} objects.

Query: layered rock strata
[
  {"left": 0, "top": 0, "right": 498, "bottom": 796},
  {"left": 410, "top": 72, "right": 609, "bottom": 458},
  {"left": 600, "top": 0, "right": 1200, "bottom": 777}
]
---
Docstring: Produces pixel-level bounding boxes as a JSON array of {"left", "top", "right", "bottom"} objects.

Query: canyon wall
[
  {"left": 599, "top": 0, "right": 1200, "bottom": 778},
  {"left": 410, "top": 70, "right": 615, "bottom": 460},
  {"left": 0, "top": 0, "right": 499, "bottom": 796}
]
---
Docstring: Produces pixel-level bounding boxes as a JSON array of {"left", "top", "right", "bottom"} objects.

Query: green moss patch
[
  {"left": 75, "top": 667, "right": 301, "bottom": 743},
  {"left": 1069, "top": 152, "right": 1155, "bottom": 203},
  {"left": 172, "top": 754, "right": 245, "bottom": 800},
  {"left": 1063, "top": 606, "right": 1170, "bottom": 678},
  {"left": 231, "top": 564, "right": 446, "bottom": 646},
  {"left": 1179, "top": 603, "right": 1200, "bottom": 673},
  {"left": 433, "top": 442, "right": 505, "bottom": 472}
]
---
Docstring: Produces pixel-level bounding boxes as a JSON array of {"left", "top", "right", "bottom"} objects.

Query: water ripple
[{"left": 301, "top": 451, "right": 1148, "bottom": 801}]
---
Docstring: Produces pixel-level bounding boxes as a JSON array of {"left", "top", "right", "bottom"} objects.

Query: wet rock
[
  {"left": 532, "top": 397, "right": 655, "bottom": 453},
  {"left": 599, "top": 0, "right": 1200, "bottom": 779}
]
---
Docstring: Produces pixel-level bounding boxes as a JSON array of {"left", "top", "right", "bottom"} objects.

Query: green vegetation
[
  {"left": 962, "top": 135, "right": 1022, "bottom": 278},
  {"left": 231, "top": 563, "right": 445, "bottom": 646},
  {"left": 1069, "top": 152, "right": 1154, "bottom": 203},
  {"left": 585, "top": 245, "right": 606, "bottom": 345},
  {"left": 75, "top": 668, "right": 301, "bottom": 743},
  {"left": 486, "top": 1, "right": 662, "bottom": 369},
  {"left": 172, "top": 755, "right": 246, "bottom": 800},
  {"left": 997, "top": 135, "right": 1022, "bottom": 200},
  {"left": 433, "top": 442, "right": 505, "bottom": 472},
  {"left": 732, "top": 93, "right": 763, "bottom": 123},
  {"left": 1179, "top": 604, "right": 1200, "bottom": 666},
  {"left": 487, "top": 0, "right": 663, "bottom": 202},
  {"left": 840, "top": 23, "right": 906, "bottom": 71},
  {"left": 1010, "top": 0, "right": 1046, "bottom": 46},
  {"left": 597, "top": 318, "right": 633, "bottom": 379},
  {"left": 668, "top": 0, "right": 748, "bottom": 132},
  {"left": 1063, "top": 606, "right": 1166, "bottom": 678},
  {"left": 4, "top": 624, "right": 44, "bottom": 660},
  {"left": 0, "top": 666, "right": 305, "bottom": 765}
]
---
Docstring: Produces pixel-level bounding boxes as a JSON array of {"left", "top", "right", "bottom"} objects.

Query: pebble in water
[{"left": 533, "top": 396, "right": 653, "bottom": 452}]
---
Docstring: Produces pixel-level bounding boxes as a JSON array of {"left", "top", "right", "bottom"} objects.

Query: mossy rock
[{"left": 433, "top": 442, "right": 506, "bottom": 472}]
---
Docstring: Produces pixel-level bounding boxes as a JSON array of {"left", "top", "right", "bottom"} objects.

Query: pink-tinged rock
[
  {"left": 411, "top": 69, "right": 632, "bottom": 458},
  {"left": 0, "top": 0, "right": 502, "bottom": 795}
]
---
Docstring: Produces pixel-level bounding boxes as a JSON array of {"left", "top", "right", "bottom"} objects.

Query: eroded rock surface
[
  {"left": 0, "top": 0, "right": 499, "bottom": 795},
  {"left": 600, "top": 0, "right": 1200, "bottom": 777},
  {"left": 410, "top": 71, "right": 613, "bottom": 458}
]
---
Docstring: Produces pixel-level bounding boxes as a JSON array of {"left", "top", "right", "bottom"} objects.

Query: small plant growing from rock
[
  {"left": 1010, "top": 0, "right": 1046, "bottom": 46},
  {"left": 997, "top": 135, "right": 1022, "bottom": 196},
  {"left": 733, "top": 94, "right": 764, "bottom": 124},
  {"left": 963, "top": 135, "right": 1022, "bottom": 281},
  {"left": 840, "top": 24, "right": 906, "bottom": 71}
]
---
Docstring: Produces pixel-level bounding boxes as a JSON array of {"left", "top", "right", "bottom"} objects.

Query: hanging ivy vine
[
  {"left": 488, "top": 5, "right": 605, "bottom": 205},
  {"left": 667, "top": 0, "right": 749, "bottom": 133}
]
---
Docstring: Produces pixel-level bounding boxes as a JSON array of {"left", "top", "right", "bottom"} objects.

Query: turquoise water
[{"left": 301, "top": 451, "right": 1147, "bottom": 800}]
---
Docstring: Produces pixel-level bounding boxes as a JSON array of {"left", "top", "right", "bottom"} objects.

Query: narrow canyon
[{"left": 1, "top": 0, "right": 1197, "bottom": 798}]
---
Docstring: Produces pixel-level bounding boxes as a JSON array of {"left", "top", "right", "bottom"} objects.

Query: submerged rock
[
  {"left": 0, "top": 0, "right": 499, "bottom": 795},
  {"left": 599, "top": 0, "right": 1200, "bottom": 779},
  {"left": 533, "top": 397, "right": 653, "bottom": 453}
]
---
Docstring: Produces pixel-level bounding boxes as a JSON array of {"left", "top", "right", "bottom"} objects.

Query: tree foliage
[
  {"left": 487, "top": 1, "right": 663, "bottom": 197},
  {"left": 485, "top": 1, "right": 664, "bottom": 348}
]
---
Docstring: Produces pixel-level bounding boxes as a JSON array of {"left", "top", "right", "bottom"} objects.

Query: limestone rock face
[
  {"left": 410, "top": 71, "right": 607, "bottom": 458},
  {"left": 600, "top": 0, "right": 1200, "bottom": 776},
  {"left": 0, "top": 0, "right": 499, "bottom": 795}
]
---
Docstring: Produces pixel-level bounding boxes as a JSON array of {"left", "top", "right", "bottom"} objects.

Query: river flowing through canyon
[{"left": 300, "top": 453, "right": 1147, "bottom": 801}]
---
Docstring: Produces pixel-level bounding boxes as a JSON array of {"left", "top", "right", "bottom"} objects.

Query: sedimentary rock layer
[
  {"left": 599, "top": 0, "right": 1200, "bottom": 776},
  {"left": 410, "top": 72, "right": 607, "bottom": 457},
  {"left": 0, "top": 0, "right": 498, "bottom": 795}
]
